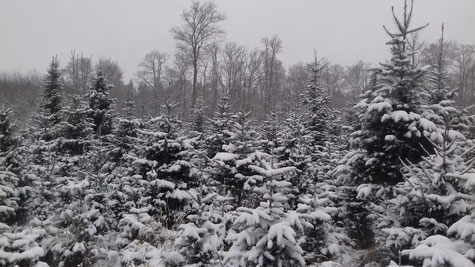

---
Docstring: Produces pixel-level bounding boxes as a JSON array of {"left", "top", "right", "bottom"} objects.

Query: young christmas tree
[
  {"left": 88, "top": 70, "right": 114, "bottom": 137},
  {"left": 35, "top": 57, "right": 64, "bottom": 142},
  {"left": 209, "top": 110, "right": 267, "bottom": 208},
  {"left": 122, "top": 105, "right": 200, "bottom": 229},
  {"left": 225, "top": 161, "right": 314, "bottom": 267},
  {"left": 379, "top": 121, "right": 475, "bottom": 266},
  {"left": 57, "top": 96, "right": 94, "bottom": 155},
  {"left": 41, "top": 57, "right": 63, "bottom": 127},
  {"left": 338, "top": 0, "right": 433, "bottom": 186},
  {"left": 109, "top": 101, "right": 141, "bottom": 163},
  {"left": 189, "top": 95, "right": 207, "bottom": 134},
  {"left": 303, "top": 52, "right": 331, "bottom": 148},
  {"left": 205, "top": 97, "right": 235, "bottom": 158}
]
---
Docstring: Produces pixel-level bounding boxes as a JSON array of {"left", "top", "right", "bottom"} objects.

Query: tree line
[{"left": 1, "top": 2, "right": 475, "bottom": 123}]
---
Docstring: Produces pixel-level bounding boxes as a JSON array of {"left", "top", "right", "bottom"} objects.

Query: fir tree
[
  {"left": 209, "top": 110, "right": 268, "bottom": 208},
  {"left": 35, "top": 57, "right": 64, "bottom": 142},
  {"left": 382, "top": 128, "right": 475, "bottom": 266},
  {"left": 190, "top": 95, "right": 207, "bottom": 134},
  {"left": 302, "top": 53, "right": 331, "bottom": 148},
  {"left": 0, "top": 109, "right": 20, "bottom": 225},
  {"left": 88, "top": 70, "right": 114, "bottom": 136},
  {"left": 205, "top": 97, "right": 235, "bottom": 158},
  {"left": 124, "top": 109, "right": 200, "bottom": 228},
  {"left": 423, "top": 24, "right": 457, "bottom": 106},
  {"left": 109, "top": 101, "right": 141, "bottom": 163},
  {"left": 341, "top": 0, "right": 433, "bottom": 185},
  {"left": 57, "top": 96, "right": 94, "bottom": 155},
  {"left": 0, "top": 107, "right": 15, "bottom": 156},
  {"left": 41, "top": 57, "right": 63, "bottom": 126},
  {"left": 0, "top": 226, "right": 48, "bottom": 266},
  {"left": 225, "top": 163, "right": 309, "bottom": 267}
]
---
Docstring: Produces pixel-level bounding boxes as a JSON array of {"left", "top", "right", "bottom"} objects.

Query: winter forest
[{"left": 1, "top": 0, "right": 475, "bottom": 266}]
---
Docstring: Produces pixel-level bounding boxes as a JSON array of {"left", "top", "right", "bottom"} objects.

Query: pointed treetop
[{"left": 384, "top": 0, "right": 429, "bottom": 40}]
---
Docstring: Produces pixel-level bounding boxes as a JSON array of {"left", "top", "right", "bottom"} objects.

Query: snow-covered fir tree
[
  {"left": 205, "top": 97, "right": 235, "bottom": 158},
  {"left": 40, "top": 57, "right": 63, "bottom": 128},
  {"left": 0, "top": 108, "right": 20, "bottom": 226},
  {"left": 225, "top": 162, "right": 308, "bottom": 267},
  {"left": 377, "top": 121, "right": 475, "bottom": 266},
  {"left": 209, "top": 110, "right": 266, "bottom": 208},
  {"left": 174, "top": 153, "right": 228, "bottom": 266},
  {"left": 57, "top": 96, "right": 94, "bottom": 155},
  {"left": 338, "top": 0, "right": 433, "bottom": 185},
  {"left": 109, "top": 101, "right": 141, "bottom": 163},
  {"left": 190, "top": 95, "right": 207, "bottom": 134},
  {"left": 88, "top": 70, "right": 114, "bottom": 137},
  {"left": 124, "top": 108, "right": 200, "bottom": 228},
  {"left": 303, "top": 53, "right": 331, "bottom": 148}
]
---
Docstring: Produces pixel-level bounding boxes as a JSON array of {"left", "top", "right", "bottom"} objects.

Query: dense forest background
[{"left": 1, "top": 1, "right": 475, "bottom": 267}]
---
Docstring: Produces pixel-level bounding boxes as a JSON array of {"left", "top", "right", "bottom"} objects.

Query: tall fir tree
[
  {"left": 303, "top": 53, "right": 331, "bottom": 148},
  {"left": 57, "top": 96, "right": 94, "bottom": 155},
  {"left": 205, "top": 97, "right": 235, "bottom": 158},
  {"left": 225, "top": 163, "right": 309, "bottom": 267},
  {"left": 41, "top": 57, "right": 63, "bottom": 126},
  {"left": 36, "top": 57, "right": 64, "bottom": 142},
  {"left": 88, "top": 70, "right": 114, "bottom": 137},
  {"left": 339, "top": 0, "right": 434, "bottom": 185},
  {"left": 0, "top": 107, "right": 20, "bottom": 226}
]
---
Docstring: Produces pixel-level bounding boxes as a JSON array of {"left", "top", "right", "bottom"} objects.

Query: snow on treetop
[
  {"left": 136, "top": 129, "right": 168, "bottom": 138},
  {"left": 266, "top": 221, "right": 298, "bottom": 248},
  {"left": 248, "top": 165, "right": 296, "bottom": 178},
  {"left": 403, "top": 235, "right": 475, "bottom": 267},
  {"left": 165, "top": 189, "right": 192, "bottom": 201},
  {"left": 212, "top": 152, "right": 239, "bottom": 162},
  {"left": 447, "top": 215, "right": 475, "bottom": 243},
  {"left": 368, "top": 100, "right": 392, "bottom": 113}
]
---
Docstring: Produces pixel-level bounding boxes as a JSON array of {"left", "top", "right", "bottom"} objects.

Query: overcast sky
[{"left": 1, "top": 0, "right": 474, "bottom": 81}]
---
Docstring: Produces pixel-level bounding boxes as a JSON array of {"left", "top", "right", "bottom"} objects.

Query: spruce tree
[
  {"left": 57, "top": 96, "right": 94, "bottom": 155},
  {"left": 341, "top": 0, "right": 433, "bottom": 185},
  {"left": 35, "top": 57, "right": 64, "bottom": 142},
  {"left": 0, "top": 107, "right": 19, "bottom": 226},
  {"left": 41, "top": 57, "right": 63, "bottom": 126},
  {"left": 205, "top": 97, "right": 235, "bottom": 158},
  {"left": 123, "top": 107, "right": 200, "bottom": 228},
  {"left": 88, "top": 70, "right": 114, "bottom": 136},
  {"left": 303, "top": 53, "right": 331, "bottom": 148},
  {"left": 109, "top": 101, "right": 141, "bottom": 163},
  {"left": 190, "top": 95, "right": 207, "bottom": 134},
  {"left": 225, "top": 163, "right": 308, "bottom": 267},
  {"left": 209, "top": 110, "right": 267, "bottom": 208},
  {"left": 380, "top": 124, "right": 475, "bottom": 266}
]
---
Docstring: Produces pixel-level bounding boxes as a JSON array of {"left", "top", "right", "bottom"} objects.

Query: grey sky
[{"left": 1, "top": 0, "right": 474, "bottom": 81}]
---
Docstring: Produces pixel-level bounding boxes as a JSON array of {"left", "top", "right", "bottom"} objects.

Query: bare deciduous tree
[
  {"left": 207, "top": 43, "right": 221, "bottom": 113},
  {"left": 244, "top": 48, "right": 262, "bottom": 111},
  {"left": 137, "top": 50, "right": 169, "bottom": 115},
  {"left": 172, "top": 52, "right": 191, "bottom": 118},
  {"left": 65, "top": 50, "right": 92, "bottom": 94},
  {"left": 170, "top": 1, "right": 225, "bottom": 109},
  {"left": 407, "top": 32, "right": 426, "bottom": 67},
  {"left": 344, "top": 61, "right": 370, "bottom": 94},
  {"left": 261, "top": 35, "right": 283, "bottom": 114},
  {"left": 220, "top": 42, "right": 247, "bottom": 107},
  {"left": 95, "top": 57, "right": 124, "bottom": 88},
  {"left": 454, "top": 45, "right": 475, "bottom": 106}
]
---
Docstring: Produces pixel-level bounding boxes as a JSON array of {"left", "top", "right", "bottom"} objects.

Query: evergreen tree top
[{"left": 40, "top": 56, "right": 63, "bottom": 125}]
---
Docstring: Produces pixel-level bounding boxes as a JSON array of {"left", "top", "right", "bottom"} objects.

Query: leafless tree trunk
[
  {"left": 455, "top": 45, "right": 474, "bottom": 106},
  {"left": 261, "top": 35, "right": 282, "bottom": 114},
  {"left": 170, "top": 1, "right": 225, "bottom": 109},
  {"left": 137, "top": 50, "right": 169, "bottom": 116}
]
